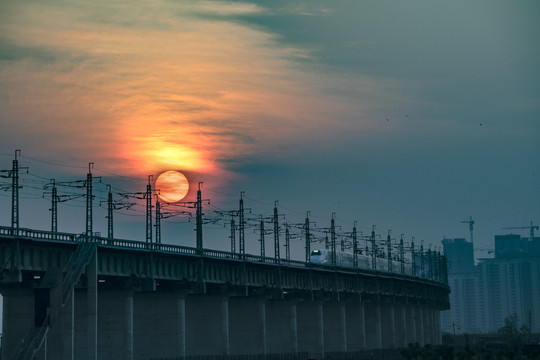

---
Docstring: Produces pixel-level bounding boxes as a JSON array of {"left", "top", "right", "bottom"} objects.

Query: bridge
[{"left": 0, "top": 226, "right": 449, "bottom": 360}]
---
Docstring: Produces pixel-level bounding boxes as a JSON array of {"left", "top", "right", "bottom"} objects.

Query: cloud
[{"left": 0, "top": 0, "right": 387, "bottom": 183}]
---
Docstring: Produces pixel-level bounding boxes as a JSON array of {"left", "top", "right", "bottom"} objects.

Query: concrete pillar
[
  {"left": 134, "top": 292, "right": 188, "bottom": 359},
  {"left": 423, "top": 308, "right": 430, "bottom": 345},
  {"left": 62, "top": 290, "right": 74, "bottom": 359},
  {"left": 96, "top": 289, "right": 133, "bottom": 359},
  {"left": 394, "top": 304, "right": 407, "bottom": 348},
  {"left": 229, "top": 297, "right": 266, "bottom": 355},
  {"left": 185, "top": 295, "right": 229, "bottom": 355},
  {"left": 416, "top": 306, "right": 424, "bottom": 345},
  {"left": 323, "top": 301, "right": 347, "bottom": 353},
  {"left": 176, "top": 296, "right": 186, "bottom": 358},
  {"left": 345, "top": 302, "right": 366, "bottom": 351},
  {"left": 407, "top": 305, "right": 416, "bottom": 345},
  {"left": 87, "top": 250, "right": 98, "bottom": 360},
  {"left": 297, "top": 301, "right": 324, "bottom": 358},
  {"left": 125, "top": 292, "right": 134, "bottom": 359},
  {"left": 265, "top": 300, "right": 297, "bottom": 354},
  {"left": 381, "top": 303, "right": 396, "bottom": 349},
  {"left": 365, "top": 303, "right": 382, "bottom": 349},
  {"left": 0, "top": 286, "right": 35, "bottom": 360}
]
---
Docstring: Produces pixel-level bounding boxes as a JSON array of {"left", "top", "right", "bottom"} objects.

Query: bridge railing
[{"left": 0, "top": 225, "right": 448, "bottom": 285}]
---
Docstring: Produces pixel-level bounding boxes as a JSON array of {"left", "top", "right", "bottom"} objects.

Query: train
[{"left": 309, "top": 249, "right": 415, "bottom": 275}]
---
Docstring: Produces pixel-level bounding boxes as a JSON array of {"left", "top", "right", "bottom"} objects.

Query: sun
[{"left": 155, "top": 170, "right": 190, "bottom": 202}]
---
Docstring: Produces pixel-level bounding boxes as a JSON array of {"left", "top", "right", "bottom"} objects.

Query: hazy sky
[{"left": 1, "top": 0, "right": 539, "bottom": 259}]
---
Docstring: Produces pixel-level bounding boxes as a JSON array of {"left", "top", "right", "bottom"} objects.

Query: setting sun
[{"left": 155, "top": 170, "right": 190, "bottom": 202}]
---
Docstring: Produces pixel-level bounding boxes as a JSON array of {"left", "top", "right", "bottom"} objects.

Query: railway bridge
[{"left": 0, "top": 226, "right": 449, "bottom": 360}]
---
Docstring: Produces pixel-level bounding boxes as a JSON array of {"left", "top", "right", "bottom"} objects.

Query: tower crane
[
  {"left": 461, "top": 216, "right": 475, "bottom": 245},
  {"left": 502, "top": 221, "right": 539, "bottom": 241}
]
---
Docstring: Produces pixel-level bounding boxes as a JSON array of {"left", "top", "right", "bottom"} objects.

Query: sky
[{"left": 0, "top": 0, "right": 539, "bottom": 261}]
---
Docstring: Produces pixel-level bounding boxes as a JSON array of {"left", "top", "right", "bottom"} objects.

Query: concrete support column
[
  {"left": 229, "top": 297, "right": 266, "bottom": 355},
  {"left": 423, "top": 308, "right": 430, "bottom": 345},
  {"left": 394, "top": 304, "right": 407, "bottom": 348},
  {"left": 124, "top": 292, "right": 134, "bottom": 360},
  {"left": 185, "top": 295, "right": 229, "bottom": 355},
  {"left": 176, "top": 296, "right": 186, "bottom": 358},
  {"left": 297, "top": 301, "right": 324, "bottom": 358},
  {"left": 265, "top": 300, "right": 297, "bottom": 354},
  {"left": 381, "top": 303, "right": 396, "bottom": 349},
  {"left": 416, "top": 305, "right": 424, "bottom": 345},
  {"left": 365, "top": 303, "right": 382, "bottom": 349},
  {"left": 134, "top": 292, "right": 187, "bottom": 358},
  {"left": 323, "top": 301, "right": 347, "bottom": 353},
  {"left": 435, "top": 310, "right": 441, "bottom": 345},
  {"left": 0, "top": 286, "right": 35, "bottom": 360},
  {"left": 62, "top": 290, "right": 74, "bottom": 359},
  {"left": 87, "top": 250, "right": 98, "bottom": 360},
  {"left": 407, "top": 305, "right": 416, "bottom": 344},
  {"left": 345, "top": 302, "right": 366, "bottom": 351}
]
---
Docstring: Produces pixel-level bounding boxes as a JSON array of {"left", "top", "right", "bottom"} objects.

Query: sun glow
[{"left": 155, "top": 170, "right": 190, "bottom": 202}]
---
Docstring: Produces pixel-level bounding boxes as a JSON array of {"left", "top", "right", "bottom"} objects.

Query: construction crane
[
  {"left": 502, "top": 221, "right": 539, "bottom": 241},
  {"left": 461, "top": 216, "right": 475, "bottom": 245}
]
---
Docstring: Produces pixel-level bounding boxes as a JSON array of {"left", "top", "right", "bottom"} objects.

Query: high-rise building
[{"left": 441, "top": 234, "right": 540, "bottom": 334}]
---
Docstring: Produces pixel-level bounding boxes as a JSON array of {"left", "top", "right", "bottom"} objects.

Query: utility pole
[
  {"left": 352, "top": 222, "right": 358, "bottom": 269},
  {"left": 304, "top": 211, "right": 311, "bottom": 263},
  {"left": 273, "top": 201, "right": 280, "bottom": 263},
  {"left": 331, "top": 213, "right": 337, "bottom": 266},
  {"left": 50, "top": 179, "right": 58, "bottom": 233},
  {"left": 399, "top": 234, "right": 405, "bottom": 275},
  {"left": 371, "top": 225, "right": 377, "bottom": 270},
  {"left": 155, "top": 195, "right": 161, "bottom": 244},
  {"left": 285, "top": 223, "right": 290, "bottom": 261},
  {"left": 239, "top": 192, "right": 245, "bottom": 257},
  {"left": 420, "top": 241, "right": 425, "bottom": 278},
  {"left": 411, "top": 237, "right": 416, "bottom": 276},
  {"left": 145, "top": 175, "right": 153, "bottom": 244},
  {"left": 85, "top": 163, "right": 94, "bottom": 238},
  {"left": 387, "top": 230, "right": 393, "bottom": 273},
  {"left": 230, "top": 217, "right": 236, "bottom": 253},
  {"left": 259, "top": 214, "right": 265, "bottom": 258},
  {"left": 107, "top": 185, "right": 113, "bottom": 239},
  {"left": 195, "top": 182, "right": 203, "bottom": 253}
]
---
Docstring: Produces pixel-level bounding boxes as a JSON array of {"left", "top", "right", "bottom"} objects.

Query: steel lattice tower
[
  {"left": 11, "top": 150, "right": 21, "bottom": 233},
  {"left": 230, "top": 218, "right": 236, "bottom": 253},
  {"left": 86, "top": 163, "right": 94, "bottom": 238},
  {"left": 330, "top": 213, "right": 336, "bottom": 266},
  {"left": 196, "top": 182, "right": 203, "bottom": 252},
  {"left": 107, "top": 185, "right": 113, "bottom": 239},
  {"left": 371, "top": 225, "right": 377, "bottom": 270},
  {"left": 259, "top": 215, "right": 265, "bottom": 258},
  {"left": 352, "top": 222, "right": 358, "bottom": 269},
  {"left": 399, "top": 234, "right": 405, "bottom": 275},
  {"left": 304, "top": 212, "right": 311, "bottom": 263},
  {"left": 273, "top": 201, "right": 280, "bottom": 263},
  {"left": 145, "top": 175, "right": 153, "bottom": 244},
  {"left": 285, "top": 224, "right": 290, "bottom": 261},
  {"left": 50, "top": 179, "right": 58, "bottom": 233},
  {"left": 387, "top": 231, "right": 393, "bottom": 273},
  {"left": 155, "top": 196, "right": 161, "bottom": 244},
  {"left": 239, "top": 192, "right": 245, "bottom": 257}
]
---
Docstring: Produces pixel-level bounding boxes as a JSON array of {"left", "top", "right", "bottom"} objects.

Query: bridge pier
[
  {"left": 345, "top": 302, "right": 366, "bottom": 351},
  {"left": 381, "top": 303, "right": 396, "bottom": 348},
  {"left": 364, "top": 303, "right": 382, "bottom": 349},
  {"left": 297, "top": 301, "right": 324, "bottom": 358},
  {"left": 229, "top": 297, "right": 266, "bottom": 355},
  {"left": 1, "top": 286, "right": 34, "bottom": 359},
  {"left": 265, "top": 300, "right": 297, "bottom": 354},
  {"left": 323, "top": 301, "right": 347, "bottom": 353},
  {"left": 394, "top": 303, "right": 407, "bottom": 347},
  {"left": 186, "top": 295, "right": 230, "bottom": 355}
]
